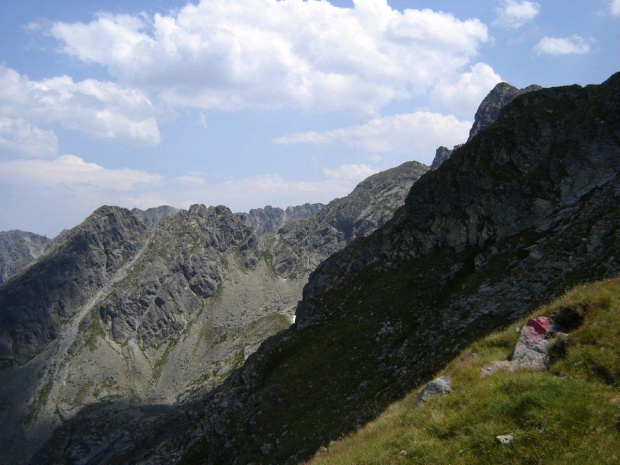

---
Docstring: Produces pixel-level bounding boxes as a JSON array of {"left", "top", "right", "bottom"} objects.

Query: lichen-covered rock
[{"left": 416, "top": 376, "right": 452, "bottom": 404}]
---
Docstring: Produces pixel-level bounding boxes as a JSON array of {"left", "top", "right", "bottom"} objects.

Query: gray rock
[
  {"left": 416, "top": 376, "right": 452, "bottom": 404},
  {"left": 430, "top": 146, "right": 453, "bottom": 170}
]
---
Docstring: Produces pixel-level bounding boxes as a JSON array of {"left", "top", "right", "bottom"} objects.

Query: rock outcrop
[{"left": 0, "top": 230, "right": 51, "bottom": 285}]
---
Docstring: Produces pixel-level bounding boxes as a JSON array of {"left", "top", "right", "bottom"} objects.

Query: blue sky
[{"left": 0, "top": 0, "right": 618, "bottom": 237}]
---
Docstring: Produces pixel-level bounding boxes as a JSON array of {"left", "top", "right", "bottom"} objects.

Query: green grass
[{"left": 306, "top": 277, "right": 620, "bottom": 465}]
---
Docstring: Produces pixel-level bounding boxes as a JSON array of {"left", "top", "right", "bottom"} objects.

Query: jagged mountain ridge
[
  {"left": 265, "top": 161, "right": 428, "bottom": 279},
  {"left": 32, "top": 72, "right": 620, "bottom": 465},
  {"left": 0, "top": 230, "right": 51, "bottom": 285},
  {"left": 0, "top": 157, "right": 426, "bottom": 464},
  {"left": 240, "top": 203, "right": 325, "bottom": 236}
]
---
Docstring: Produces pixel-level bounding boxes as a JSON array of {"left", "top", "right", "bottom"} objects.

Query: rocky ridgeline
[
  {"left": 131, "top": 205, "right": 179, "bottom": 229},
  {"left": 0, "top": 230, "right": 51, "bottom": 285},
  {"left": 265, "top": 161, "right": 428, "bottom": 279},
  {"left": 240, "top": 203, "right": 325, "bottom": 236},
  {"left": 430, "top": 81, "right": 542, "bottom": 170},
  {"left": 42, "top": 73, "right": 618, "bottom": 465}
]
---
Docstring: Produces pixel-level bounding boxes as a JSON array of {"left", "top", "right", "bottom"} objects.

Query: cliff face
[
  {"left": 40, "top": 73, "right": 618, "bottom": 465},
  {"left": 0, "top": 230, "right": 51, "bottom": 285}
]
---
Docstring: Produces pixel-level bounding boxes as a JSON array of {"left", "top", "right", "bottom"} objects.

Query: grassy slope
[{"left": 306, "top": 277, "right": 620, "bottom": 465}]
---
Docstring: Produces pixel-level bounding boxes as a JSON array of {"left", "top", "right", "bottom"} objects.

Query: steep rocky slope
[
  {"left": 33, "top": 73, "right": 619, "bottom": 465},
  {"left": 0, "top": 230, "right": 51, "bottom": 285}
]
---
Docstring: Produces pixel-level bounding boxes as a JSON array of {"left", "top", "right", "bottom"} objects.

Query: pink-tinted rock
[{"left": 527, "top": 317, "right": 550, "bottom": 335}]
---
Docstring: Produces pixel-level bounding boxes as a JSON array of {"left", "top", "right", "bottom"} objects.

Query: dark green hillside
[{"left": 307, "top": 277, "right": 620, "bottom": 465}]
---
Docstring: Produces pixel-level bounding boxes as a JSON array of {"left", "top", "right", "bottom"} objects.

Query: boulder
[{"left": 416, "top": 376, "right": 452, "bottom": 405}]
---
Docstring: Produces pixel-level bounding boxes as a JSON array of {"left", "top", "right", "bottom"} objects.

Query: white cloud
[
  {"left": 275, "top": 112, "right": 471, "bottom": 164},
  {"left": 534, "top": 35, "right": 593, "bottom": 56},
  {"left": 431, "top": 63, "right": 502, "bottom": 118},
  {"left": 0, "top": 117, "right": 59, "bottom": 158},
  {"left": 323, "top": 164, "right": 377, "bottom": 182},
  {"left": 0, "top": 154, "right": 162, "bottom": 191},
  {"left": 611, "top": 0, "right": 620, "bottom": 16},
  {"left": 49, "top": 0, "right": 492, "bottom": 112},
  {"left": 0, "top": 65, "right": 160, "bottom": 144},
  {"left": 494, "top": 0, "right": 540, "bottom": 28}
]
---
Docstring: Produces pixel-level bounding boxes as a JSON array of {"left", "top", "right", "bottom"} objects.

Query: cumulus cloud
[
  {"left": 611, "top": 0, "right": 620, "bottom": 16},
  {"left": 431, "top": 63, "right": 502, "bottom": 118},
  {"left": 494, "top": 0, "right": 540, "bottom": 28},
  {"left": 49, "top": 0, "right": 492, "bottom": 112},
  {"left": 274, "top": 112, "right": 471, "bottom": 164},
  {"left": 534, "top": 35, "right": 593, "bottom": 56},
  {"left": 0, "top": 65, "right": 160, "bottom": 144},
  {"left": 0, "top": 117, "right": 59, "bottom": 158}
]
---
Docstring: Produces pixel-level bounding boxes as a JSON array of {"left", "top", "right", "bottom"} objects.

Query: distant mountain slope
[
  {"left": 131, "top": 205, "right": 179, "bottom": 229},
  {"left": 0, "top": 230, "right": 51, "bottom": 285},
  {"left": 267, "top": 161, "right": 428, "bottom": 278},
  {"left": 43, "top": 72, "right": 619, "bottom": 465},
  {"left": 240, "top": 203, "right": 325, "bottom": 236}
]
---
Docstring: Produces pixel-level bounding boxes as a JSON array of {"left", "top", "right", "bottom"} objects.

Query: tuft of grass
[{"left": 306, "top": 277, "right": 620, "bottom": 465}]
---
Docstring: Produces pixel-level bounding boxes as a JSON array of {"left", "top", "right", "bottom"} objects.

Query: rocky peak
[
  {"left": 299, "top": 73, "right": 619, "bottom": 325},
  {"left": 468, "top": 81, "right": 542, "bottom": 141},
  {"left": 0, "top": 206, "right": 147, "bottom": 363},
  {"left": 430, "top": 82, "right": 542, "bottom": 170}
]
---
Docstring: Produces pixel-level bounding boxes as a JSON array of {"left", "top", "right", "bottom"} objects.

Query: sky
[{"left": 0, "top": 0, "right": 618, "bottom": 237}]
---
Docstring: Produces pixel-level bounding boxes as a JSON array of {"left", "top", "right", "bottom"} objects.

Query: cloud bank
[{"left": 49, "top": 0, "right": 492, "bottom": 113}]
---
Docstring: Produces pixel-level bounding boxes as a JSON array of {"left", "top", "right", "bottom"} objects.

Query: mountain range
[{"left": 1, "top": 72, "right": 618, "bottom": 464}]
